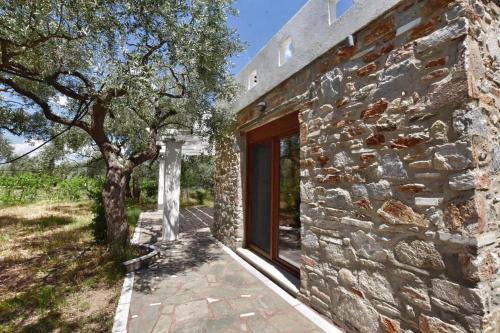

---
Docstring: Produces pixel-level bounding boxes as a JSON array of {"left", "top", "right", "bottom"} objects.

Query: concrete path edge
[{"left": 111, "top": 215, "right": 144, "bottom": 333}]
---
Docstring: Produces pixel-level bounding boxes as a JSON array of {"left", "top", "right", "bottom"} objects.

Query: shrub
[
  {"left": 194, "top": 189, "right": 207, "bottom": 205},
  {"left": 140, "top": 180, "right": 157, "bottom": 200},
  {"left": 0, "top": 173, "right": 97, "bottom": 206},
  {"left": 88, "top": 178, "right": 107, "bottom": 243}
]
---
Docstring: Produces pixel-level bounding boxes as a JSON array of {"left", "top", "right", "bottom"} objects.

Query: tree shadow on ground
[
  {"left": 0, "top": 214, "right": 77, "bottom": 237},
  {"left": 133, "top": 231, "right": 222, "bottom": 294},
  {"left": 0, "top": 202, "right": 122, "bottom": 333}
]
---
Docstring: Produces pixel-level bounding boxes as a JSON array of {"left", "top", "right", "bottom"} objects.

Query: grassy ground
[{"left": 0, "top": 201, "right": 145, "bottom": 333}]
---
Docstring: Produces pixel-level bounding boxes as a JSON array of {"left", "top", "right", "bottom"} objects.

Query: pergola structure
[{"left": 156, "top": 129, "right": 211, "bottom": 241}]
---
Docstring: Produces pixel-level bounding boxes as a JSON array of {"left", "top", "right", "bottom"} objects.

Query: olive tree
[{"left": 0, "top": 0, "right": 240, "bottom": 244}]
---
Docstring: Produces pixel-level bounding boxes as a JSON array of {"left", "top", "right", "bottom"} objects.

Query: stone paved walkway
[{"left": 127, "top": 207, "right": 325, "bottom": 333}]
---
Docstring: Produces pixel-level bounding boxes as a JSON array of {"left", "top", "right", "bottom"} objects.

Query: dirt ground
[{"left": 0, "top": 201, "right": 126, "bottom": 333}]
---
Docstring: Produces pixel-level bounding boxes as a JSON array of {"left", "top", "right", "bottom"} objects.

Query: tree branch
[
  {"left": 142, "top": 39, "right": 169, "bottom": 65},
  {"left": 0, "top": 76, "right": 91, "bottom": 133}
]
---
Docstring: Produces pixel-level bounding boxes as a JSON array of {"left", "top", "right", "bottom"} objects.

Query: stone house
[{"left": 211, "top": 0, "right": 500, "bottom": 332}]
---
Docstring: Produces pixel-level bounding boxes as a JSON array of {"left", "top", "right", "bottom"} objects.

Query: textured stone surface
[
  {"left": 419, "top": 314, "right": 467, "bottom": 333},
  {"left": 380, "top": 152, "right": 408, "bottom": 180},
  {"left": 431, "top": 279, "right": 485, "bottom": 314},
  {"left": 378, "top": 200, "right": 429, "bottom": 227},
  {"left": 359, "top": 271, "right": 395, "bottom": 304},
  {"left": 330, "top": 288, "right": 380, "bottom": 333},
  {"left": 394, "top": 240, "right": 445, "bottom": 270},
  {"left": 449, "top": 169, "right": 490, "bottom": 190},
  {"left": 433, "top": 142, "right": 475, "bottom": 171},
  {"left": 214, "top": 0, "right": 500, "bottom": 331}
]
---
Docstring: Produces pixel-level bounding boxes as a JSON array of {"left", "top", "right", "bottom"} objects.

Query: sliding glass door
[
  {"left": 246, "top": 113, "right": 301, "bottom": 275},
  {"left": 249, "top": 142, "right": 272, "bottom": 253},
  {"left": 277, "top": 134, "right": 301, "bottom": 268}
]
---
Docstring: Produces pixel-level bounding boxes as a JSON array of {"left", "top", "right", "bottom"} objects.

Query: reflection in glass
[
  {"left": 278, "top": 134, "right": 301, "bottom": 268},
  {"left": 250, "top": 142, "right": 272, "bottom": 253}
]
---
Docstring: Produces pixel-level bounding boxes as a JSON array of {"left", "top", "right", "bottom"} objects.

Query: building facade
[{"left": 212, "top": 0, "right": 500, "bottom": 331}]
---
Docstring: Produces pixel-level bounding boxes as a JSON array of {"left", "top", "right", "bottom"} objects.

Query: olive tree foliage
[
  {"left": 0, "top": 0, "right": 241, "bottom": 243},
  {"left": 0, "top": 134, "right": 12, "bottom": 160}
]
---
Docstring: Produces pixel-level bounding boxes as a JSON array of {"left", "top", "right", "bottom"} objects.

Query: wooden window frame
[{"left": 245, "top": 112, "right": 300, "bottom": 277}]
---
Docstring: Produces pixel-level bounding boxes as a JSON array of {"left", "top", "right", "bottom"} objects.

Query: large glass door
[
  {"left": 248, "top": 141, "right": 272, "bottom": 254},
  {"left": 277, "top": 134, "right": 301, "bottom": 268},
  {"left": 246, "top": 113, "right": 301, "bottom": 275}
]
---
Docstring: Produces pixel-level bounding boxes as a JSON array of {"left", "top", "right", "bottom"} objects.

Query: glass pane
[
  {"left": 278, "top": 135, "right": 301, "bottom": 268},
  {"left": 250, "top": 142, "right": 272, "bottom": 253}
]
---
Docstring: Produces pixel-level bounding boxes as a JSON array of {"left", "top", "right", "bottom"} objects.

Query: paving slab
[{"left": 127, "top": 208, "right": 328, "bottom": 333}]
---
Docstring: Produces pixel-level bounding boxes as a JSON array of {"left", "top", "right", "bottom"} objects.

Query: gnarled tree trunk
[{"left": 102, "top": 164, "right": 130, "bottom": 245}]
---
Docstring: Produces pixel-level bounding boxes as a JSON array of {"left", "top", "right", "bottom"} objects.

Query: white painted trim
[
  {"left": 111, "top": 213, "right": 144, "bottom": 333},
  {"left": 112, "top": 272, "right": 135, "bottom": 333},
  {"left": 215, "top": 239, "right": 342, "bottom": 333},
  {"left": 236, "top": 247, "right": 299, "bottom": 296},
  {"left": 396, "top": 17, "right": 422, "bottom": 36}
]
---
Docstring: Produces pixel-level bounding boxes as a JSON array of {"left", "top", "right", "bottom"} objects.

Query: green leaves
[{"left": 0, "top": 0, "right": 241, "bottom": 167}]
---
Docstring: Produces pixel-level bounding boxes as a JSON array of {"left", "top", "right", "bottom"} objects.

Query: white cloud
[
  {"left": 56, "top": 95, "right": 69, "bottom": 106},
  {"left": 13, "top": 140, "right": 45, "bottom": 157}
]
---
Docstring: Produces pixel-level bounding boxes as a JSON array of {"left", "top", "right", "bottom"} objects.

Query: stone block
[
  {"left": 366, "top": 180, "right": 392, "bottom": 200},
  {"left": 430, "top": 120, "right": 449, "bottom": 143},
  {"left": 350, "top": 230, "right": 386, "bottom": 262},
  {"left": 380, "top": 152, "right": 408, "bottom": 180},
  {"left": 452, "top": 108, "right": 489, "bottom": 138},
  {"left": 448, "top": 169, "right": 490, "bottom": 190},
  {"left": 394, "top": 239, "right": 445, "bottom": 270},
  {"left": 366, "top": 133, "right": 386, "bottom": 146},
  {"left": 321, "top": 242, "right": 351, "bottom": 267},
  {"left": 338, "top": 268, "right": 357, "bottom": 288},
  {"left": 391, "top": 133, "right": 429, "bottom": 148},
  {"left": 400, "top": 286, "right": 431, "bottom": 311},
  {"left": 380, "top": 315, "right": 401, "bottom": 333},
  {"left": 431, "top": 279, "right": 485, "bottom": 314},
  {"left": 415, "top": 197, "right": 443, "bottom": 206},
  {"left": 433, "top": 141, "right": 475, "bottom": 171},
  {"left": 399, "top": 183, "right": 427, "bottom": 193},
  {"left": 419, "top": 314, "right": 467, "bottom": 333},
  {"left": 357, "top": 63, "right": 378, "bottom": 77},
  {"left": 330, "top": 287, "right": 380, "bottom": 333},
  {"left": 491, "top": 144, "right": 500, "bottom": 172},
  {"left": 352, "top": 184, "right": 368, "bottom": 199},
  {"left": 341, "top": 217, "right": 373, "bottom": 230},
  {"left": 378, "top": 200, "right": 429, "bottom": 227},
  {"left": 361, "top": 99, "right": 389, "bottom": 120},
  {"left": 325, "top": 189, "right": 352, "bottom": 209},
  {"left": 445, "top": 197, "right": 483, "bottom": 230},
  {"left": 333, "top": 151, "right": 354, "bottom": 168},
  {"left": 415, "top": 18, "right": 468, "bottom": 54},
  {"left": 359, "top": 271, "right": 395, "bottom": 304}
]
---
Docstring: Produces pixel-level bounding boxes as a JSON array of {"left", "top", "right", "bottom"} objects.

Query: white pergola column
[
  {"left": 157, "top": 146, "right": 166, "bottom": 210},
  {"left": 162, "top": 140, "right": 183, "bottom": 241}
]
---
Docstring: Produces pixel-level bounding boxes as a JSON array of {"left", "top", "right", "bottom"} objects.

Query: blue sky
[
  {"left": 6, "top": 0, "right": 308, "bottom": 150},
  {"left": 228, "top": 0, "right": 308, "bottom": 74}
]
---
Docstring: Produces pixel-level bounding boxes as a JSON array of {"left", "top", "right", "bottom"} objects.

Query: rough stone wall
[
  {"left": 466, "top": 0, "right": 500, "bottom": 331},
  {"left": 213, "top": 0, "right": 500, "bottom": 331},
  {"left": 212, "top": 133, "right": 243, "bottom": 249},
  {"left": 298, "top": 0, "right": 500, "bottom": 332}
]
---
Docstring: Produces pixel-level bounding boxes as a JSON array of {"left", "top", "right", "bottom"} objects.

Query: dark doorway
[{"left": 245, "top": 112, "right": 301, "bottom": 276}]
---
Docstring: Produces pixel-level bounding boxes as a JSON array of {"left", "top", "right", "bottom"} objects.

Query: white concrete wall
[{"left": 231, "top": 0, "right": 404, "bottom": 113}]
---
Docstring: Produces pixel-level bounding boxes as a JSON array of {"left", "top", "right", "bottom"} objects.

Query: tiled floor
[{"left": 127, "top": 208, "right": 325, "bottom": 333}]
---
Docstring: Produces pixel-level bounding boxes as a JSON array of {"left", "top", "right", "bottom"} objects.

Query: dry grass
[{"left": 0, "top": 201, "right": 128, "bottom": 333}]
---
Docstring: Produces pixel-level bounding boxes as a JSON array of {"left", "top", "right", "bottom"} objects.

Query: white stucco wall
[{"left": 231, "top": 0, "right": 404, "bottom": 113}]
